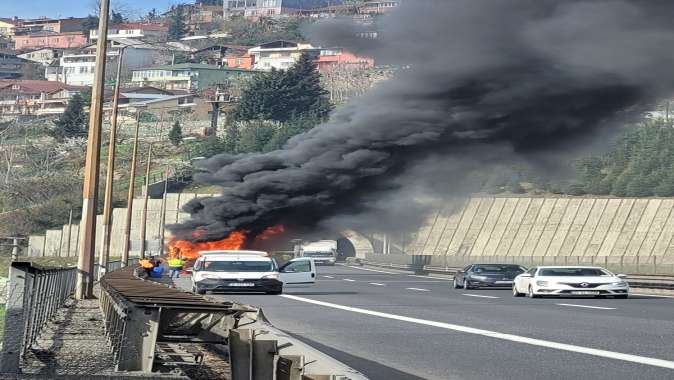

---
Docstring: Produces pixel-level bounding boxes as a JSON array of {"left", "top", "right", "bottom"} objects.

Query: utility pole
[
  {"left": 99, "top": 46, "right": 126, "bottom": 277},
  {"left": 139, "top": 145, "right": 153, "bottom": 259},
  {"left": 158, "top": 167, "right": 169, "bottom": 256},
  {"left": 76, "top": 0, "right": 110, "bottom": 300},
  {"left": 66, "top": 208, "right": 73, "bottom": 257},
  {"left": 121, "top": 111, "right": 142, "bottom": 266}
]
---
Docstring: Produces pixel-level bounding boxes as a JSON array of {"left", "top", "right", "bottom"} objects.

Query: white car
[
  {"left": 513, "top": 266, "right": 629, "bottom": 298},
  {"left": 191, "top": 250, "right": 316, "bottom": 295}
]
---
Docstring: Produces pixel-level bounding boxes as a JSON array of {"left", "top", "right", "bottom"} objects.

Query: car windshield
[
  {"left": 304, "top": 251, "right": 333, "bottom": 257},
  {"left": 472, "top": 265, "right": 525, "bottom": 274},
  {"left": 538, "top": 268, "right": 610, "bottom": 277},
  {"left": 196, "top": 261, "right": 274, "bottom": 272}
]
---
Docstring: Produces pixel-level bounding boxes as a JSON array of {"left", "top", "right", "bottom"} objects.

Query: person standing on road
[
  {"left": 168, "top": 256, "right": 185, "bottom": 279},
  {"left": 139, "top": 258, "right": 154, "bottom": 276}
]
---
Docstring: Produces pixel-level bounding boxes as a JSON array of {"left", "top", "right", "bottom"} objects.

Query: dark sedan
[{"left": 453, "top": 264, "right": 527, "bottom": 289}]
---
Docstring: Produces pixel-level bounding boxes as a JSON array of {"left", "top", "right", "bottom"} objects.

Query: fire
[
  {"left": 167, "top": 231, "right": 247, "bottom": 261},
  {"left": 166, "top": 225, "right": 285, "bottom": 261},
  {"left": 256, "top": 225, "right": 286, "bottom": 241}
]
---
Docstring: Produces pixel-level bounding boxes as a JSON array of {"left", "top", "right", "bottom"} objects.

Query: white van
[{"left": 190, "top": 250, "right": 316, "bottom": 295}]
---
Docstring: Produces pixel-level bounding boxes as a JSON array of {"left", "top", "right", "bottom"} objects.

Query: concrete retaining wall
[
  {"left": 27, "top": 193, "right": 219, "bottom": 258},
  {"left": 385, "top": 196, "right": 674, "bottom": 263}
]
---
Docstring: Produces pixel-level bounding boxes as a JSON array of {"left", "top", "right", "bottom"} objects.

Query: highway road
[{"left": 179, "top": 265, "right": 674, "bottom": 380}]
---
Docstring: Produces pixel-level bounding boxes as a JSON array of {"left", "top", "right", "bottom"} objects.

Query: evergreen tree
[
  {"left": 52, "top": 93, "right": 87, "bottom": 141},
  {"left": 168, "top": 6, "right": 188, "bottom": 40},
  {"left": 284, "top": 53, "right": 332, "bottom": 120},
  {"left": 168, "top": 121, "right": 183, "bottom": 146},
  {"left": 611, "top": 171, "right": 633, "bottom": 197},
  {"left": 231, "top": 53, "right": 331, "bottom": 123},
  {"left": 654, "top": 172, "right": 674, "bottom": 196},
  {"left": 566, "top": 183, "right": 587, "bottom": 196},
  {"left": 236, "top": 120, "right": 277, "bottom": 153},
  {"left": 625, "top": 175, "right": 653, "bottom": 197}
]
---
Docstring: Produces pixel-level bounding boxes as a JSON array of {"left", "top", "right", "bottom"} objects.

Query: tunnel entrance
[{"left": 336, "top": 237, "right": 356, "bottom": 262}]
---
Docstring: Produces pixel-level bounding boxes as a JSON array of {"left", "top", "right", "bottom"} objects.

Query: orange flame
[
  {"left": 168, "top": 231, "right": 248, "bottom": 261},
  {"left": 166, "top": 225, "right": 285, "bottom": 261},
  {"left": 256, "top": 225, "right": 286, "bottom": 241}
]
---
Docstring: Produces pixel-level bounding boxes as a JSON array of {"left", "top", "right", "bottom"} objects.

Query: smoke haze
[{"left": 171, "top": 0, "right": 674, "bottom": 242}]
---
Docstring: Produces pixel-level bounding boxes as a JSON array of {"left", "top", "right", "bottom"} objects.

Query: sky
[{"left": 0, "top": 0, "right": 178, "bottom": 19}]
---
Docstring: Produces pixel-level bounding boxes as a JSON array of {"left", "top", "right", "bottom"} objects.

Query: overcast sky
[{"left": 1, "top": 0, "right": 178, "bottom": 19}]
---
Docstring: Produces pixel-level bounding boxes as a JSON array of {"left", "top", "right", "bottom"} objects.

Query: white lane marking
[
  {"left": 557, "top": 304, "right": 616, "bottom": 310},
  {"left": 632, "top": 293, "right": 674, "bottom": 299},
  {"left": 343, "top": 266, "right": 399, "bottom": 275},
  {"left": 322, "top": 275, "right": 334, "bottom": 279},
  {"left": 279, "top": 295, "right": 674, "bottom": 370},
  {"left": 408, "top": 275, "right": 452, "bottom": 281},
  {"left": 462, "top": 294, "right": 500, "bottom": 299},
  {"left": 406, "top": 287, "right": 430, "bottom": 292},
  {"left": 369, "top": 282, "right": 386, "bottom": 286},
  {"left": 343, "top": 279, "right": 356, "bottom": 282}
]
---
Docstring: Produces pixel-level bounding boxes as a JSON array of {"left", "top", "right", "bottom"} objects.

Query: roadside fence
[{"left": 0, "top": 261, "right": 76, "bottom": 373}]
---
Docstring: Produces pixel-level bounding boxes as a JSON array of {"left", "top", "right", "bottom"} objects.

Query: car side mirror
[
  {"left": 519, "top": 273, "right": 532, "bottom": 278},
  {"left": 617, "top": 274, "right": 627, "bottom": 278}
]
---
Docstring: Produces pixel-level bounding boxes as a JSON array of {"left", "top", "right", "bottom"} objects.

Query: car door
[
  {"left": 279, "top": 258, "right": 316, "bottom": 284},
  {"left": 456, "top": 265, "right": 471, "bottom": 285},
  {"left": 517, "top": 267, "right": 536, "bottom": 291}
]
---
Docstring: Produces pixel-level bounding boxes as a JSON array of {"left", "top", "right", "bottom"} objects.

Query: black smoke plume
[{"left": 171, "top": 0, "right": 674, "bottom": 242}]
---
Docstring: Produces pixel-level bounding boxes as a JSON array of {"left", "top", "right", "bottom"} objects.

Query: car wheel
[
  {"left": 513, "top": 284, "right": 524, "bottom": 297},
  {"left": 267, "top": 288, "right": 283, "bottom": 295},
  {"left": 195, "top": 287, "right": 206, "bottom": 295},
  {"left": 453, "top": 278, "right": 461, "bottom": 289},
  {"left": 527, "top": 286, "right": 539, "bottom": 298},
  {"left": 463, "top": 280, "right": 471, "bottom": 290},
  {"left": 615, "top": 294, "right": 628, "bottom": 299}
]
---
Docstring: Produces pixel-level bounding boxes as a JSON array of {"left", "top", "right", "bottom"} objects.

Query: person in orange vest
[{"left": 139, "top": 258, "right": 154, "bottom": 276}]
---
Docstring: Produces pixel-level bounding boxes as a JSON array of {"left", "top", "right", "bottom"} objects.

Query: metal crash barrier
[
  {"left": 99, "top": 266, "right": 248, "bottom": 373},
  {"left": 0, "top": 261, "right": 76, "bottom": 373}
]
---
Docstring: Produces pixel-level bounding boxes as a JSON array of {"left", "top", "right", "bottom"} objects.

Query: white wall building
[
  {"left": 90, "top": 23, "right": 168, "bottom": 42},
  {"left": 248, "top": 40, "right": 320, "bottom": 71},
  {"left": 46, "top": 44, "right": 170, "bottom": 86}
]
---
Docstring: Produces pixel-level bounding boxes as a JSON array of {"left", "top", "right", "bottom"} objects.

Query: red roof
[
  {"left": 0, "top": 80, "right": 86, "bottom": 94},
  {"left": 112, "top": 23, "right": 167, "bottom": 31}
]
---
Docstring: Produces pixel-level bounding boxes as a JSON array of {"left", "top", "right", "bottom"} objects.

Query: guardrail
[
  {"left": 356, "top": 255, "right": 674, "bottom": 290},
  {"left": 99, "top": 265, "right": 244, "bottom": 372},
  {"left": 0, "top": 261, "right": 76, "bottom": 373}
]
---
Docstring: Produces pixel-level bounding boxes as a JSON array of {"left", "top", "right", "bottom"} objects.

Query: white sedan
[{"left": 513, "top": 266, "right": 629, "bottom": 298}]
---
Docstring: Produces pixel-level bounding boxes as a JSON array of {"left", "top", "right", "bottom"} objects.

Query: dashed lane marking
[
  {"left": 279, "top": 294, "right": 674, "bottom": 370},
  {"left": 343, "top": 279, "right": 356, "bottom": 282},
  {"left": 406, "top": 287, "right": 430, "bottom": 292},
  {"left": 341, "top": 266, "right": 400, "bottom": 275},
  {"left": 369, "top": 283, "right": 386, "bottom": 286},
  {"left": 556, "top": 304, "right": 616, "bottom": 310},
  {"left": 461, "top": 294, "right": 500, "bottom": 299},
  {"left": 408, "top": 275, "right": 453, "bottom": 281},
  {"left": 322, "top": 276, "right": 334, "bottom": 279}
]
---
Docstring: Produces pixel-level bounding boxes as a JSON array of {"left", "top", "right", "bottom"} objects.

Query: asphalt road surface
[{"left": 177, "top": 265, "right": 674, "bottom": 380}]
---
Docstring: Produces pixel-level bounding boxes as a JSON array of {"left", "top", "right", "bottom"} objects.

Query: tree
[
  {"left": 236, "top": 120, "right": 277, "bottom": 153},
  {"left": 82, "top": 15, "right": 98, "bottom": 35},
  {"left": 232, "top": 54, "right": 332, "bottom": 123},
  {"left": 79, "top": 87, "right": 92, "bottom": 108},
  {"left": 654, "top": 172, "right": 674, "bottom": 196},
  {"left": 168, "top": 6, "right": 188, "bottom": 40},
  {"left": 51, "top": 94, "right": 87, "bottom": 141},
  {"left": 111, "top": 10, "right": 127, "bottom": 24},
  {"left": 168, "top": 121, "right": 183, "bottom": 146}
]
